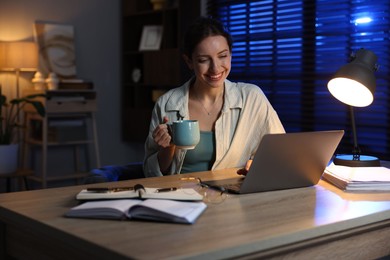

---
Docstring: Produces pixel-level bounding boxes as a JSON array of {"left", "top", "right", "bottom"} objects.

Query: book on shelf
[
  {"left": 65, "top": 198, "right": 207, "bottom": 224},
  {"left": 76, "top": 184, "right": 203, "bottom": 201},
  {"left": 61, "top": 79, "right": 85, "bottom": 83},
  {"left": 59, "top": 79, "right": 93, "bottom": 90},
  {"left": 49, "top": 95, "right": 86, "bottom": 102},
  {"left": 45, "top": 89, "right": 96, "bottom": 102},
  {"left": 48, "top": 119, "right": 84, "bottom": 127},
  {"left": 323, "top": 163, "right": 390, "bottom": 192}
]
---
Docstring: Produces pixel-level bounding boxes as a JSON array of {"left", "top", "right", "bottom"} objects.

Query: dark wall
[{"left": 0, "top": 0, "right": 144, "bottom": 169}]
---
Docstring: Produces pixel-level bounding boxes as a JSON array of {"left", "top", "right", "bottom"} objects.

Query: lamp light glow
[
  {"left": 0, "top": 41, "right": 38, "bottom": 71},
  {"left": 0, "top": 41, "right": 38, "bottom": 97},
  {"left": 327, "top": 48, "right": 380, "bottom": 167},
  {"left": 328, "top": 78, "right": 373, "bottom": 107},
  {"left": 0, "top": 41, "right": 38, "bottom": 151}
]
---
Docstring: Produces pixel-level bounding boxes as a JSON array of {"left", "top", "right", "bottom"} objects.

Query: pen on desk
[
  {"left": 156, "top": 187, "right": 177, "bottom": 193},
  {"left": 87, "top": 187, "right": 133, "bottom": 192}
]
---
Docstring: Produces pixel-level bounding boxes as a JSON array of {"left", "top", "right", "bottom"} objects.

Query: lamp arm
[{"left": 349, "top": 106, "right": 361, "bottom": 159}]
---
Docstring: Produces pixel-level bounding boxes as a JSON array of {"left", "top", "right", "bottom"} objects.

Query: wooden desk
[{"left": 0, "top": 168, "right": 389, "bottom": 259}]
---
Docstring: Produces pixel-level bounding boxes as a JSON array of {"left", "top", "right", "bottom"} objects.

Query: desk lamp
[{"left": 327, "top": 48, "right": 380, "bottom": 167}]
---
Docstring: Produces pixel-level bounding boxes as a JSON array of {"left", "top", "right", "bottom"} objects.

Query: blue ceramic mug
[{"left": 171, "top": 120, "right": 200, "bottom": 149}]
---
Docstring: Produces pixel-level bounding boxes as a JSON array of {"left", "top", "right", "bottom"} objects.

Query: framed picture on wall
[
  {"left": 139, "top": 25, "right": 163, "bottom": 51},
  {"left": 33, "top": 21, "right": 77, "bottom": 79}
]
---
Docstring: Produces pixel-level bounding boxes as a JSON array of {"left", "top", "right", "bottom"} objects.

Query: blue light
[{"left": 355, "top": 17, "right": 372, "bottom": 25}]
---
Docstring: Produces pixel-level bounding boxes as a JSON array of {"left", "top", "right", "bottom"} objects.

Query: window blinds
[{"left": 208, "top": 0, "right": 390, "bottom": 160}]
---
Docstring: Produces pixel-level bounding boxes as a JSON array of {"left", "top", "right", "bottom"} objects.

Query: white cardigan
[{"left": 143, "top": 79, "right": 285, "bottom": 177}]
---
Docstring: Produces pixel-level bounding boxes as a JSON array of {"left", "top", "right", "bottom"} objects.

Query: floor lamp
[
  {"left": 327, "top": 48, "right": 380, "bottom": 167},
  {"left": 0, "top": 41, "right": 38, "bottom": 157}
]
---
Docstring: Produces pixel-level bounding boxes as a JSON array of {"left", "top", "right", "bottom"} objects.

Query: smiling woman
[{"left": 143, "top": 17, "right": 285, "bottom": 177}]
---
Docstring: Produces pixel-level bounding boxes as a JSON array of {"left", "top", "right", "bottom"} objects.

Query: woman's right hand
[
  {"left": 237, "top": 159, "right": 253, "bottom": 176},
  {"left": 152, "top": 116, "right": 172, "bottom": 148}
]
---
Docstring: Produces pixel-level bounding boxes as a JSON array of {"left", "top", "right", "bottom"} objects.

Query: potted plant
[{"left": 0, "top": 89, "right": 45, "bottom": 174}]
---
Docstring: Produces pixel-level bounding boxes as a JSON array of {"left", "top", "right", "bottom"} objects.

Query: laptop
[{"left": 202, "top": 130, "right": 344, "bottom": 194}]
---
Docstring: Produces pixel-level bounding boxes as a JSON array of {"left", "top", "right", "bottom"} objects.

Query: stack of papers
[{"left": 323, "top": 163, "right": 390, "bottom": 192}]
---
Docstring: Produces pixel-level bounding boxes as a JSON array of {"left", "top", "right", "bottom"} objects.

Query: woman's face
[{"left": 186, "top": 35, "right": 231, "bottom": 89}]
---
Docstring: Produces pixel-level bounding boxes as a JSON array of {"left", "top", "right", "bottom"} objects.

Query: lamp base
[{"left": 333, "top": 154, "right": 380, "bottom": 167}]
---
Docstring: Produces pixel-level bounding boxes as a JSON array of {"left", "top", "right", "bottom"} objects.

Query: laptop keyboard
[
  {"left": 202, "top": 178, "right": 244, "bottom": 193},
  {"left": 223, "top": 183, "right": 242, "bottom": 192}
]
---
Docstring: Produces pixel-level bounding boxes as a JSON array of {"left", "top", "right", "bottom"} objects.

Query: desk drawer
[{"left": 46, "top": 100, "right": 97, "bottom": 113}]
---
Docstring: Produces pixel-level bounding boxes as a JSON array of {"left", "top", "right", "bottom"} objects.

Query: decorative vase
[
  {"left": 32, "top": 71, "right": 46, "bottom": 90},
  {"left": 0, "top": 144, "right": 19, "bottom": 174},
  {"left": 46, "top": 72, "right": 60, "bottom": 90},
  {"left": 150, "top": 0, "right": 166, "bottom": 10}
]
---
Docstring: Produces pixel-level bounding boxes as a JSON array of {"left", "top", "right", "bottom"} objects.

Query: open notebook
[{"left": 202, "top": 130, "right": 344, "bottom": 194}]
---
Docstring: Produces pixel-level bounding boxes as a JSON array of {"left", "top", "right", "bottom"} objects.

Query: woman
[{"left": 143, "top": 17, "right": 285, "bottom": 177}]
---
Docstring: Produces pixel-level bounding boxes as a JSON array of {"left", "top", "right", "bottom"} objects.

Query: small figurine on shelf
[
  {"left": 46, "top": 72, "right": 59, "bottom": 90},
  {"left": 32, "top": 71, "right": 46, "bottom": 90},
  {"left": 131, "top": 68, "right": 141, "bottom": 83}
]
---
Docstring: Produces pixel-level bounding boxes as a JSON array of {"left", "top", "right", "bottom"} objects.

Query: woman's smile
[{"left": 206, "top": 72, "right": 223, "bottom": 81}]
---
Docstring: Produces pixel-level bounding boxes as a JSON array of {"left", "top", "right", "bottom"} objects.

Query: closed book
[
  {"left": 65, "top": 199, "right": 207, "bottom": 224},
  {"left": 59, "top": 81, "right": 93, "bottom": 90}
]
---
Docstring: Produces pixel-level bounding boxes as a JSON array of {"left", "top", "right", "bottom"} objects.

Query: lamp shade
[
  {"left": 0, "top": 41, "right": 38, "bottom": 70},
  {"left": 327, "top": 49, "right": 377, "bottom": 107}
]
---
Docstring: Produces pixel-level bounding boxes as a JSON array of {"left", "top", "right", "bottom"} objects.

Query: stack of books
[
  {"left": 59, "top": 79, "right": 93, "bottom": 90},
  {"left": 323, "top": 163, "right": 390, "bottom": 192}
]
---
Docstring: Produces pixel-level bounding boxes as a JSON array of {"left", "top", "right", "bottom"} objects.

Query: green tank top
[{"left": 180, "top": 131, "right": 216, "bottom": 173}]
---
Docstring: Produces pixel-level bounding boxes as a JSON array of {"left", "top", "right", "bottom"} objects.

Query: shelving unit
[
  {"left": 22, "top": 90, "right": 100, "bottom": 188},
  {"left": 121, "top": 0, "right": 201, "bottom": 142}
]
